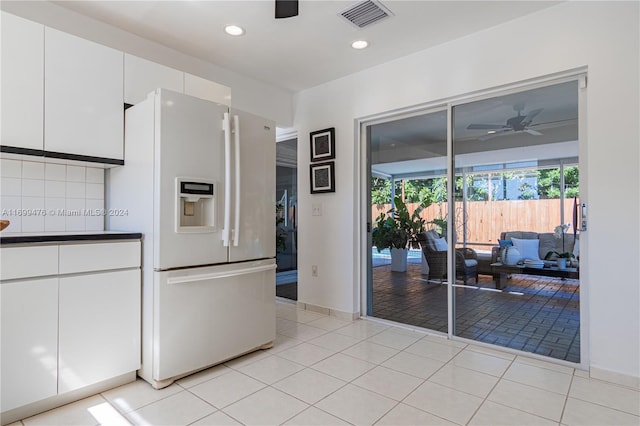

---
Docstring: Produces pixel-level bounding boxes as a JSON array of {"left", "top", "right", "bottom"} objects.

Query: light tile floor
[{"left": 14, "top": 301, "right": 640, "bottom": 426}]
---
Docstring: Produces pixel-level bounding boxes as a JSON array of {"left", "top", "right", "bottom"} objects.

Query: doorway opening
[{"left": 276, "top": 137, "right": 298, "bottom": 300}]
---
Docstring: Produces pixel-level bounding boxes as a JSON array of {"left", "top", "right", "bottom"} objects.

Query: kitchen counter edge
[{"left": 0, "top": 232, "right": 143, "bottom": 245}]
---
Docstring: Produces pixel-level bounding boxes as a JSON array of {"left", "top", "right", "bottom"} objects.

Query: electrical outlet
[{"left": 311, "top": 265, "right": 318, "bottom": 277}]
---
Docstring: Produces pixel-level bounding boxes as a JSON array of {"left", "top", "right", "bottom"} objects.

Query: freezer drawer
[{"left": 152, "top": 259, "right": 276, "bottom": 382}]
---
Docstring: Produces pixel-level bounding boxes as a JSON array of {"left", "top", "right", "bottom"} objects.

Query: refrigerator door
[
  {"left": 228, "top": 109, "right": 276, "bottom": 263},
  {"left": 155, "top": 89, "right": 230, "bottom": 270},
  {"left": 152, "top": 259, "right": 276, "bottom": 382}
]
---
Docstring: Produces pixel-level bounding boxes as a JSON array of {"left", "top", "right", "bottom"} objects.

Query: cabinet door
[
  {"left": 184, "top": 73, "right": 231, "bottom": 105},
  {"left": 58, "top": 269, "right": 140, "bottom": 393},
  {"left": 124, "top": 54, "right": 184, "bottom": 105},
  {"left": 45, "top": 28, "right": 124, "bottom": 160},
  {"left": 1, "top": 12, "right": 44, "bottom": 151},
  {"left": 1, "top": 278, "right": 58, "bottom": 412}
]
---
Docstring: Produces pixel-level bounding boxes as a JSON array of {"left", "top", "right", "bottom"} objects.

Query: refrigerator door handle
[
  {"left": 233, "top": 114, "right": 241, "bottom": 247},
  {"left": 222, "top": 113, "right": 232, "bottom": 247},
  {"left": 166, "top": 263, "right": 277, "bottom": 284}
]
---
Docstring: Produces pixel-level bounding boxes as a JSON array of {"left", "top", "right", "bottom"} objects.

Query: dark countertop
[{"left": 0, "top": 231, "right": 142, "bottom": 245}]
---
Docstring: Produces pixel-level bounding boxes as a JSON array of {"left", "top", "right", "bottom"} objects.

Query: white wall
[
  {"left": 0, "top": 1, "right": 294, "bottom": 126},
  {"left": 294, "top": 2, "right": 639, "bottom": 384}
]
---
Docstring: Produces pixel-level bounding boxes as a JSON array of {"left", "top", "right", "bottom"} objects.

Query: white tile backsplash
[
  {"left": 22, "top": 179, "right": 45, "bottom": 197},
  {"left": 86, "top": 183, "right": 104, "bottom": 200},
  {"left": 65, "top": 198, "right": 86, "bottom": 231},
  {"left": 86, "top": 167, "right": 104, "bottom": 184},
  {"left": 21, "top": 196, "right": 45, "bottom": 232},
  {"left": 1, "top": 177, "right": 22, "bottom": 197},
  {"left": 66, "top": 165, "right": 86, "bottom": 182},
  {"left": 0, "top": 159, "right": 105, "bottom": 232},
  {"left": 45, "top": 163, "right": 66, "bottom": 181},
  {"left": 66, "top": 182, "right": 86, "bottom": 198},
  {"left": 85, "top": 199, "right": 105, "bottom": 231},
  {"left": 45, "top": 180, "right": 66, "bottom": 198},
  {"left": 1, "top": 159, "right": 22, "bottom": 178},
  {"left": 45, "top": 197, "right": 66, "bottom": 232},
  {"left": 22, "top": 161, "right": 45, "bottom": 179}
]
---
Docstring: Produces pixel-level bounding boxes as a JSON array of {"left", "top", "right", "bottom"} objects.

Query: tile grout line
[{"left": 462, "top": 350, "right": 518, "bottom": 425}]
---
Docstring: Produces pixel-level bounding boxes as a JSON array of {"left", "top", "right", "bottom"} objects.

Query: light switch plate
[{"left": 312, "top": 203, "right": 322, "bottom": 216}]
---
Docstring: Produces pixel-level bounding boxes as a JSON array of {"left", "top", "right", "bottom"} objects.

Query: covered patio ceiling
[{"left": 370, "top": 80, "right": 579, "bottom": 179}]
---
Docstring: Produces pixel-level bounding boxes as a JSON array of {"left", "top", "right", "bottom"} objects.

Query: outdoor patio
[{"left": 371, "top": 252, "right": 580, "bottom": 363}]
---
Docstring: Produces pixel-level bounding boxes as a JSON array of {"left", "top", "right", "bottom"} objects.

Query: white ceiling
[{"left": 53, "top": 0, "right": 560, "bottom": 93}]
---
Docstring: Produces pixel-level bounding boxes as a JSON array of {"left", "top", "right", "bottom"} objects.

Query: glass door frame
[{"left": 358, "top": 69, "right": 588, "bottom": 370}]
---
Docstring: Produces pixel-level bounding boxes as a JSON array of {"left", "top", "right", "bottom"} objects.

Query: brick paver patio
[{"left": 371, "top": 262, "right": 580, "bottom": 362}]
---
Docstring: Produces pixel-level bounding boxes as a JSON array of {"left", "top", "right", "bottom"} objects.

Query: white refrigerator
[{"left": 108, "top": 89, "right": 276, "bottom": 389}]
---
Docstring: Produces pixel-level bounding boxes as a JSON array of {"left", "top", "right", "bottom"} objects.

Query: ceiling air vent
[{"left": 340, "top": 0, "right": 393, "bottom": 29}]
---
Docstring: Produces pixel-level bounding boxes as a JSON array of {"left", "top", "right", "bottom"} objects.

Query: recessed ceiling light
[
  {"left": 351, "top": 40, "right": 368, "bottom": 49},
  {"left": 224, "top": 25, "right": 245, "bottom": 36},
  {"left": 487, "top": 130, "right": 497, "bottom": 134}
]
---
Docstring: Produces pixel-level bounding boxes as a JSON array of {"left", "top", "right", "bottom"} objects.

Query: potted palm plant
[{"left": 372, "top": 196, "right": 427, "bottom": 272}]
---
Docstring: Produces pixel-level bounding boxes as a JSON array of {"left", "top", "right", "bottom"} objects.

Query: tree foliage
[{"left": 371, "top": 166, "right": 579, "bottom": 204}]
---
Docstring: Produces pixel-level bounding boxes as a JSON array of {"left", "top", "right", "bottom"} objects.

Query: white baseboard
[
  {"left": 590, "top": 366, "right": 640, "bottom": 390},
  {"left": 296, "top": 301, "right": 360, "bottom": 321},
  {"left": 0, "top": 372, "right": 136, "bottom": 425}
]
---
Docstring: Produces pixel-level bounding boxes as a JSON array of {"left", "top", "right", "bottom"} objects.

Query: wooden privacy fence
[{"left": 372, "top": 199, "right": 577, "bottom": 247}]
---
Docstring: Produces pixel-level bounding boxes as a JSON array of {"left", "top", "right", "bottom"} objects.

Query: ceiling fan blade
[
  {"left": 525, "top": 129, "right": 543, "bottom": 136},
  {"left": 530, "top": 117, "right": 578, "bottom": 127},
  {"left": 467, "top": 123, "right": 507, "bottom": 130},
  {"left": 523, "top": 108, "right": 543, "bottom": 123},
  {"left": 275, "top": 0, "right": 299, "bottom": 18}
]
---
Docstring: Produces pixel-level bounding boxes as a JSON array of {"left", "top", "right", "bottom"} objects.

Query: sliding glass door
[
  {"left": 451, "top": 80, "right": 581, "bottom": 362},
  {"left": 365, "top": 78, "right": 583, "bottom": 363},
  {"left": 367, "top": 109, "right": 450, "bottom": 333}
]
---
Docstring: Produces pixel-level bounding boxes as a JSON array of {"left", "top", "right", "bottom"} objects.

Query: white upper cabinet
[
  {"left": 124, "top": 54, "right": 184, "bottom": 105},
  {"left": 45, "top": 28, "right": 124, "bottom": 160},
  {"left": 1, "top": 12, "right": 44, "bottom": 151},
  {"left": 184, "top": 73, "right": 231, "bottom": 106}
]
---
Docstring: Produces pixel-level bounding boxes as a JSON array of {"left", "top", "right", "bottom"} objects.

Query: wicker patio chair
[{"left": 418, "top": 231, "right": 479, "bottom": 284}]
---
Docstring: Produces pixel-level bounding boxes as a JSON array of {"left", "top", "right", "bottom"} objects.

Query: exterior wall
[
  {"left": 294, "top": 1, "right": 639, "bottom": 384},
  {"left": 0, "top": 1, "right": 294, "bottom": 126}
]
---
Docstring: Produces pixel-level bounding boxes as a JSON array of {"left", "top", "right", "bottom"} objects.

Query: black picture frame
[
  {"left": 309, "top": 127, "right": 335, "bottom": 162},
  {"left": 310, "top": 161, "right": 335, "bottom": 194}
]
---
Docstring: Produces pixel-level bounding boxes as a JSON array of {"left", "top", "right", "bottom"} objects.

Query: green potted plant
[
  {"left": 544, "top": 223, "right": 575, "bottom": 269},
  {"left": 372, "top": 196, "right": 427, "bottom": 272},
  {"left": 428, "top": 217, "right": 447, "bottom": 237}
]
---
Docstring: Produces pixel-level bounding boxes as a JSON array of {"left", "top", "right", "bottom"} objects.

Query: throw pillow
[
  {"left": 433, "top": 237, "right": 448, "bottom": 251},
  {"left": 511, "top": 237, "right": 541, "bottom": 261},
  {"left": 498, "top": 239, "right": 513, "bottom": 247}
]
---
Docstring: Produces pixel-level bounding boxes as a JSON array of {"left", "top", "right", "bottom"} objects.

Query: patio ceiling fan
[{"left": 467, "top": 105, "right": 544, "bottom": 140}]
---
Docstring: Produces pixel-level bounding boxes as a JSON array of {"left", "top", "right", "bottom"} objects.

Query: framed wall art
[
  {"left": 310, "top": 161, "right": 335, "bottom": 194},
  {"left": 309, "top": 127, "right": 335, "bottom": 162}
]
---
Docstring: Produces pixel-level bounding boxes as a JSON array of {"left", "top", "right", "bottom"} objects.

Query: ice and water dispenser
[{"left": 176, "top": 178, "right": 215, "bottom": 233}]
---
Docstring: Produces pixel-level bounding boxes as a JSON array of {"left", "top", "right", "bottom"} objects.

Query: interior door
[{"left": 228, "top": 109, "right": 276, "bottom": 263}]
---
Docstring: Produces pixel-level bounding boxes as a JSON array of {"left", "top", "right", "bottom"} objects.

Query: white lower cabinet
[
  {"left": 0, "top": 240, "right": 140, "bottom": 420},
  {"left": 59, "top": 269, "right": 141, "bottom": 393},
  {"left": 0, "top": 278, "right": 58, "bottom": 412}
]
